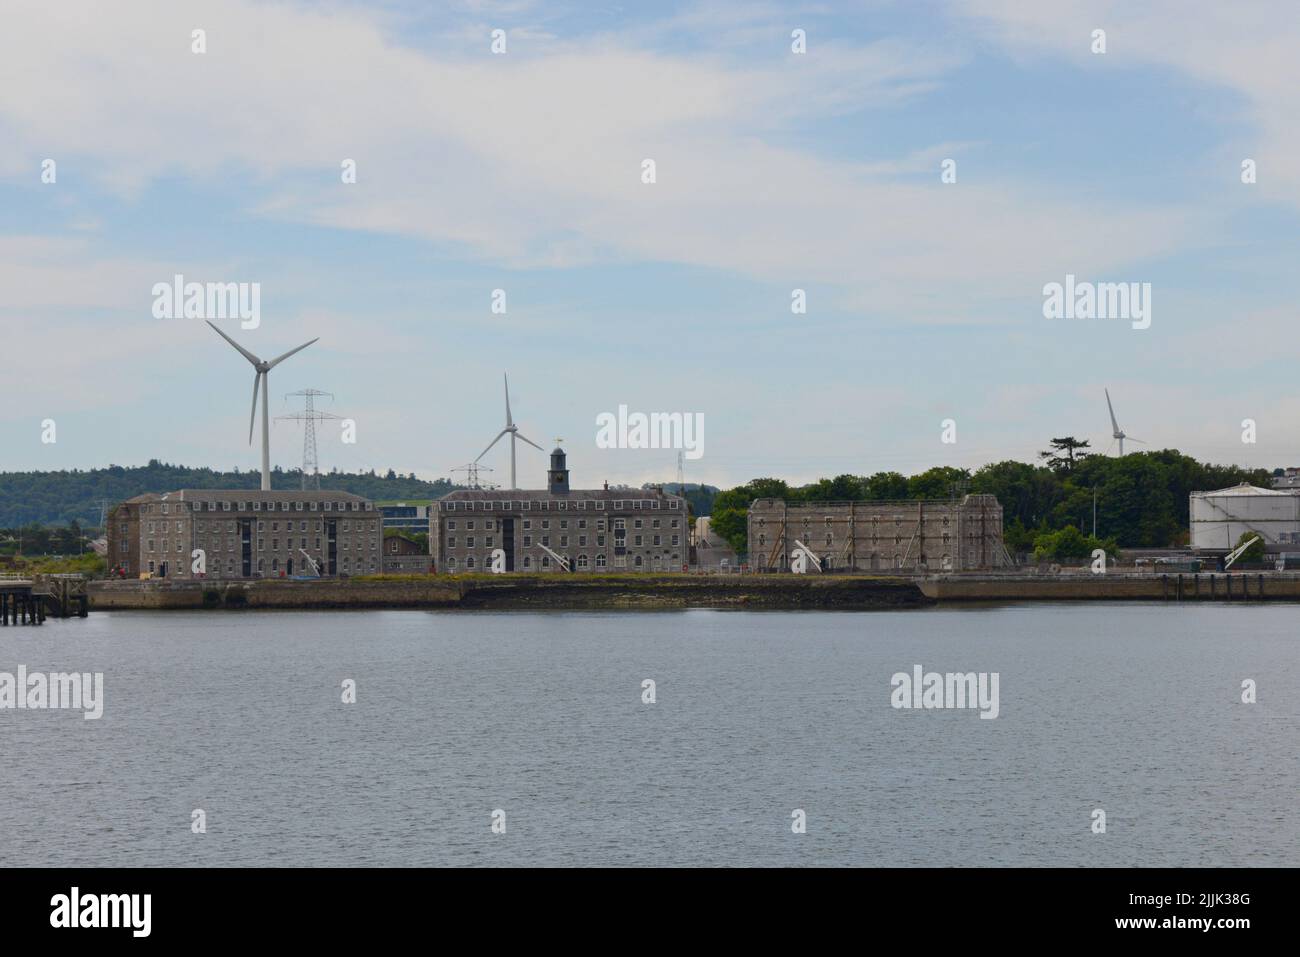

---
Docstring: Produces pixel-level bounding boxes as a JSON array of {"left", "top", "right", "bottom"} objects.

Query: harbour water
[{"left": 1, "top": 605, "right": 1295, "bottom": 867}]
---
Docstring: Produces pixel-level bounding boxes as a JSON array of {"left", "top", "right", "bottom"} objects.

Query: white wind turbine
[
  {"left": 207, "top": 321, "right": 319, "bottom": 490},
  {"left": 475, "top": 373, "right": 543, "bottom": 490},
  {"left": 1105, "top": 388, "right": 1145, "bottom": 456}
]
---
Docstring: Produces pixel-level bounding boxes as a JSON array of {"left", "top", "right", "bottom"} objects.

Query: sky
[{"left": 1, "top": 0, "right": 1298, "bottom": 490}]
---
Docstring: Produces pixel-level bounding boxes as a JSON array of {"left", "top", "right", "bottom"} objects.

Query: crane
[{"left": 1224, "top": 535, "right": 1261, "bottom": 570}]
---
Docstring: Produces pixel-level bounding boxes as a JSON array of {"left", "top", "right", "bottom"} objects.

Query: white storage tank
[{"left": 1189, "top": 483, "right": 1300, "bottom": 551}]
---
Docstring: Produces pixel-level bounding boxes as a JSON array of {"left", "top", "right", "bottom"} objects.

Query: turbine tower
[
  {"left": 1105, "top": 388, "right": 1145, "bottom": 456},
  {"left": 276, "top": 389, "right": 340, "bottom": 490},
  {"left": 207, "top": 321, "right": 318, "bottom": 490},
  {"left": 475, "top": 373, "right": 542, "bottom": 489}
]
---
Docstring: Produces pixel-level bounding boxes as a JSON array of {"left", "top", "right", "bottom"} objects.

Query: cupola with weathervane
[{"left": 548, "top": 440, "right": 570, "bottom": 494}]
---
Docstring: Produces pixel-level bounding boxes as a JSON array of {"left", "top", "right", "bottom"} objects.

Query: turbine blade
[
  {"left": 515, "top": 431, "right": 545, "bottom": 452},
  {"left": 504, "top": 373, "right": 513, "bottom": 427},
  {"left": 476, "top": 429, "right": 509, "bottom": 462},
  {"left": 1127, "top": 437, "right": 1147, "bottom": 444},
  {"left": 1105, "top": 388, "right": 1120, "bottom": 433},
  {"left": 1104, "top": 438, "right": 1116, "bottom": 455},
  {"left": 267, "top": 338, "right": 319, "bottom": 369},
  {"left": 207, "top": 320, "right": 262, "bottom": 366},
  {"left": 249, "top": 373, "right": 261, "bottom": 445}
]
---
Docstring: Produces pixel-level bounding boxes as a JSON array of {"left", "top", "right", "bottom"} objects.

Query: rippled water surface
[{"left": 1, "top": 604, "right": 1295, "bottom": 866}]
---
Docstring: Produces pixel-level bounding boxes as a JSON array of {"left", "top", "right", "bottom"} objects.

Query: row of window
[
  {"left": 444, "top": 517, "right": 679, "bottom": 532},
  {"left": 146, "top": 538, "right": 376, "bottom": 553},
  {"left": 442, "top": 499, "right": 680, "bottom": 512},
  {"left": 145, "top": 500, "right": 372, "bottom": 514},
  {"left": 445, "top": 534, "right": 680, "bottom": 549},
  {"left": 757, "top": 514, "right": 966, "bottom": 527},
  {"left": 147, "top": 556, "right": 378, "bottom": 575},
  {"left": 445, "top": 553, "right": 681, "bottom": 570},
  {"left": 757, "top": 532, "right": 977, "bottom": 547},
  {"left": 146, "top": 520, "right": 368, "bottom": 533}
]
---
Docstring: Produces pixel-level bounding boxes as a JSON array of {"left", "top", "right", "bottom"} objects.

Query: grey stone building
[
  {"left": 382, "top": 533, "right": 432, "bottom": 574},
  {"left": 747, "top": 494, "right": 1010, "bottom": 572},
  {"left": 106, "top": 489, "right": 382, "bottom": 579},
  {"left": 433, "top": 446, "right": 688, "bottom": 572}
]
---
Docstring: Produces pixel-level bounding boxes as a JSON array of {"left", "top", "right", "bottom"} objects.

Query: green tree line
[
  {"left": 0, "top": 460, "right": 458, "bottom": 528},
  {"left": 710, "top": 449, "right": 1271, "bottom": 558}
]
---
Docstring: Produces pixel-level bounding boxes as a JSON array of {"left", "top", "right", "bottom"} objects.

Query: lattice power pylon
[
  {"left": 451, "top": 462, "right": 497, "bottom": 490},
  {"left": 276, "top": 389, "right": 340, "bottom": 490}
]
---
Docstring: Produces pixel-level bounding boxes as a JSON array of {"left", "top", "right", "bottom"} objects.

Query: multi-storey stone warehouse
[
  {"left": 433, "top": 446, "right": 688, "bottom": 572},
  {"left": 106, "top": 489, "right": 382, "bottom": 579},
  {"left": 747, "top": 494, "right": 1011, "bottom": 572}
]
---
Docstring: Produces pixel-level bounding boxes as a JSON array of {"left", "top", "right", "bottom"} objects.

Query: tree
[
  {"left": 1233, "top": 531, "right": 1265, "bottom": 564},
  {"left": 1039, "top": 437, "right": 1091, "bottom": 473}
]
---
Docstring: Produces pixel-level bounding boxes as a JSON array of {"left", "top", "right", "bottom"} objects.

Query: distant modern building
[
  {"left": 382, "top": 533, "right": 431, "bottom": 574},
  {"left": 432, "top": 446, "right": 688, "bottom": 572},
  {"left": 747, "top": 495, "right": 1010, "bottom": 572},
  {"left": 378, "top": 502, "right": 432, "bottom": 535},
  {"left": 1190, "top": 483, "right": 1300, "bottom": 551},
  {"left": 106, "top": 489, "right": 381, "bottom": 579}
]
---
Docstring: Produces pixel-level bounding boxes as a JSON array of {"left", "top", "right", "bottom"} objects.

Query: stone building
[
  {"left": 105, "top": 489, "right": 382, "bottom": 579},
  {"left": 382, "top": 533, "right": 431, "bottom": 574},
  {"left": 105, "top": 494, "right": 150, "bottom": 577},
  {"left": 433, "top": 446, "right": 688, "bottom": 572},
  {"left": 747, "top": 494, "right": 1009, "bottom": 572}
]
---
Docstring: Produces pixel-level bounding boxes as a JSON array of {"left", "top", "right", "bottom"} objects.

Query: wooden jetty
[{"left": 0, "top": 574, "right": 90, "bottom": 624}]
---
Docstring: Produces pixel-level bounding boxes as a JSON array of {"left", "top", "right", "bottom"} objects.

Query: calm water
[{"left": 1, "top": 605, "right": 1295, "bottom": 867}]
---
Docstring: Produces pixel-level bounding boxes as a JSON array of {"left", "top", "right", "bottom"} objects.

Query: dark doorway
[{"left": 501, "top": 518, "right": 515, "bottom": 571}]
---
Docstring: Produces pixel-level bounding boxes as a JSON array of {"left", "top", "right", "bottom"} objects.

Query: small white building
[{"left": 1189, "top": 483, "right": 1300, "bottom": 551}]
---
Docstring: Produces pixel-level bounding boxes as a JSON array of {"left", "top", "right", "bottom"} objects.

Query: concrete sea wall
[{"left": 88, "top": 575, "right": 930, "bottom": 611}]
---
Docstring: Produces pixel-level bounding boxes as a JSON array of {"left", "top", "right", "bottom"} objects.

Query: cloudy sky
[{"left": 1, "top": 0, "right": 1297, "bottom": 489}]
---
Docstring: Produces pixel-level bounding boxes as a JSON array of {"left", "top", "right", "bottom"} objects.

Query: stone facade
[
  {"left": 433, "top": 447, "right": 688, "bottom": 572},
  {"left": 382, "top": 533, "right": 432, "bottom": 574},
  {"left": 747, "top": 494, "right": 1009, "bottom": 572},
  {"left": 105, "top": 489, "right": 382, "bottom": 579},
  {"left": 105, "top": 495, "right": 149, "bottom": 578}
]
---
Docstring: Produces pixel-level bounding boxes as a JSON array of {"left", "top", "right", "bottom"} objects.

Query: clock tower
[{"left": 548, "top": 443, "right": 570, "bottom": 494}]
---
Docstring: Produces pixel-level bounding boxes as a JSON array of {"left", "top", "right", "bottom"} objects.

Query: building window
[
  {"left": 595, "top": 554, "right": 606, "bottom": 568},
  {"left": 577, "top": 554, "right": 589, "bottom": 569}
]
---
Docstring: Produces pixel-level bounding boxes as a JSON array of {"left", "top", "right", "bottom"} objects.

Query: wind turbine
[
  {"left": 475, "top": 373, "right": 543, "bottom": 489},
  {"left": 207, "top": 321, "right": 319, "bottom": 490},
  {"left": 1105, "top": 388, "right": 1145, "bottom": 456}
]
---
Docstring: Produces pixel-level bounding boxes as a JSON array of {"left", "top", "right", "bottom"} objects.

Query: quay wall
[{"left": 88, "top": 575, "right": 929, "bottom": 611}]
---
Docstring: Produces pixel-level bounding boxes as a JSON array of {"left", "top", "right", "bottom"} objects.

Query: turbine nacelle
[
  {"left": 207, "top": 321, "right": 318, "bottom": 490},
  {"left": 1104, "top": 388, "right": 1146, "bottom": 456},
  {"left": 474, "top": 373, "right": 542, "bottom": 489}
]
